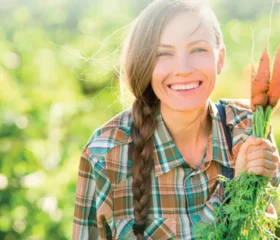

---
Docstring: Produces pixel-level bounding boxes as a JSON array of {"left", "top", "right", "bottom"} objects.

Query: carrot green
[{"left": 197, "top": 47, "right": 280, "bottom": 239}]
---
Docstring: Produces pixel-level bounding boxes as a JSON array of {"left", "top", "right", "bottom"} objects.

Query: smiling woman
[
  {"left": 72, "top": 0, "right": 280, "bottom": 239},
  {"left": 152, "top": 12, "right": 225, "bottom": 112},
  {"left": 151, "top": 11, "right": 225, "bottom": 168}
]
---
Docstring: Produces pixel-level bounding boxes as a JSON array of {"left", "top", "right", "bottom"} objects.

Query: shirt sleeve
[
  {"left": 72, "top": 149, "right": 113, "bottom": 240},
  {"left": 266, "top": 129, "right": 280, "bottom": 219},
  {"left": 267, "top": 128, "right": 280, "bottom": 187}
]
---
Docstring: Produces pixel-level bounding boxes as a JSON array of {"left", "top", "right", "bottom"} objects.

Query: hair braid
[
  {"left": 119, "top": 1, "right": 224, "bottom": 239},
  {"left": 131, "top": 89, "right": 157, "bottom": 240}
]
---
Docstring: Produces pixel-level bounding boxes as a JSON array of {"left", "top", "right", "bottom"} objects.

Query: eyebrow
[{"left": 158, "top": 40, "right": 208, "bottom": 48}]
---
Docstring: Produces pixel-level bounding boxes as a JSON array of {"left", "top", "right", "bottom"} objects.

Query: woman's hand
[{"left": 235, "top": 135, "right": 279, "bottom": 178}]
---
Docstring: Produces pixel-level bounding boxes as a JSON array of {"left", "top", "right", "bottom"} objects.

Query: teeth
[{"left": 170, "top": 82, "right": 200, "bottom": 91}]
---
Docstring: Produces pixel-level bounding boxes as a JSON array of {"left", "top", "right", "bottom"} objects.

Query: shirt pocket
[
  {"left": 115, "top": 217, "right": 176, "bottom": 240},
  {"left": 193, "top": 182, "right": 224, "bottom": 225}
]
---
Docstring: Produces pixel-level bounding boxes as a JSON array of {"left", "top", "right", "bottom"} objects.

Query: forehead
[{"left": 159, "top": 11, "right": 216, "bottom": 47}]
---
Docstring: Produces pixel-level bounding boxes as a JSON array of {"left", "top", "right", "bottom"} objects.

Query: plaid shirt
[{"left": 73, "top": 99, "right": 280, "bottom": 240}]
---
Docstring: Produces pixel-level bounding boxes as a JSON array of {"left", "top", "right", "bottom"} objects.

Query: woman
[{"left": 73, "top": 0, "right": 280, "bottom": 239}]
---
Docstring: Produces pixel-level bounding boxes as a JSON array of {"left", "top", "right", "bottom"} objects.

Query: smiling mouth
[{"left": 168, "top": 81, "right": 203, "bottom": 91}]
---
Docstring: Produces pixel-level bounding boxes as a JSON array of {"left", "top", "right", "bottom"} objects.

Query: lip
[{"left": 168, "top": 81, "right": 203, "bottom": 95}]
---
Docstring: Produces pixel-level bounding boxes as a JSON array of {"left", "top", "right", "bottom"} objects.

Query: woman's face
[{"left": 151, "top": 11, "right": 225, "bottom": 113}]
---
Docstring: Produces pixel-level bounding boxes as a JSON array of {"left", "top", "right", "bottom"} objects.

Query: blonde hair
[{"left": 119, "top": 0, "right": 223, "bottom": 239}]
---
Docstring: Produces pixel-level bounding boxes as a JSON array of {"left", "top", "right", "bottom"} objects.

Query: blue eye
[
  {"left": 156, "top": 52, "right": 172, "bottom": 57},
  {"left": 191, "top": 48, "right": 207, "bottom": 53}
]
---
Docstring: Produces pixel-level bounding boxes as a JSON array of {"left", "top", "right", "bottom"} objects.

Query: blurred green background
[{"left": 0, "top": 0, "right": 280, "bottom": 239}]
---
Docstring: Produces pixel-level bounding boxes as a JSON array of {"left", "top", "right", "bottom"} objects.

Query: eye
[
  {"left": 191, "top": 48, "right": 207, "bottom": 53},
  {"left": 156, "top": 52, "right": 172, "bottom": 57}
]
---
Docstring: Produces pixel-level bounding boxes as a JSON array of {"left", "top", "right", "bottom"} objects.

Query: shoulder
[
  {"left": 219, "top": 98, "right": 253, "bottom": 130},
  {"left": 217, "top": 98, "right": 254, "bottom": 159},
  {"left": 84, "top": 108, "right": 133, "bottom": 158},
  {"left": 81, "top": 108, "right": 133, "bottom": 185}
]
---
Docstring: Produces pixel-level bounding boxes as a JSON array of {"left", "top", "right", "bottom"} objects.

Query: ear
[{"left": 217, "top": 45, "right": 226, "bottom": 75}]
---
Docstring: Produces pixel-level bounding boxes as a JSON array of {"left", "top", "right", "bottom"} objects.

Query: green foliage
[
  {"left": 197, "top": 172, "right": 279, "bottom": 240},
  {"left": 214, "top": 0, "right": 280, "bottom": 21},
  {"left": 0, "top": 0, "right": 280, "bottom": 239},
  {"left": 197, "top": 103, "right": 280, "bottom": 239},
  {"left": 253, "top": 105, "right": 272, "bottom": 139}
]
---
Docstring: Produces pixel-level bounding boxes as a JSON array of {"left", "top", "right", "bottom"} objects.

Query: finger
[
  {"left": 272, "top": 152, "right": 279, "bottom": 163},
  {"left": 247, "top": 139, "right": 274, "bottom": 154},
  {"left": 247, "top": 149, "right": 274, "bottom": 162},
  {"left": 239, "top": 135, "right": 263, "bottom": 155},
  {"left": 246, "top": 158, "right": 278, "bottom": 171},
  {"left": 273, "top": 152, "right": 280, "bottom": 168},
  {"left": 248, "top": 167, "right": 274, "bottom": 178},
  {"left": 271, "top": 146, "right": 280, "bottom": 167}
]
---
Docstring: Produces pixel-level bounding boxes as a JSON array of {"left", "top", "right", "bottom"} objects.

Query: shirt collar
[{"left": 152, "top": 100, "right": 234, "bottom": 177}]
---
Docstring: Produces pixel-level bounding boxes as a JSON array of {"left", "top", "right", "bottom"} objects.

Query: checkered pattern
[{"left": 73, "top": 99, "right": 280, "bottom": 240}]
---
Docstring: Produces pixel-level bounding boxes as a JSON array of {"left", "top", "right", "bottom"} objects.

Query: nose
[{"left": 174, "top": 53, "right": 194, "bottom": 76}]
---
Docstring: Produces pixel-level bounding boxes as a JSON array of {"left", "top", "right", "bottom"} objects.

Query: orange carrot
[
  {"left": 267, "top": 46, "right": 280, "bottom": 107},
  {"left": 250, "top": 63, "right": 257, "bottom": 111},
  {"left": 251, "top": 45, "right": 271, "bottom": 111}
]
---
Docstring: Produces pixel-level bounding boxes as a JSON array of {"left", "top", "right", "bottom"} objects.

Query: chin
[{"left": 162, "top": 101, "right": 207, "bottom": 113}]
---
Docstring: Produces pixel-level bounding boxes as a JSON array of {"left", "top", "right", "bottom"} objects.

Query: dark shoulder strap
[
  {"left": 216, "top": 103, "right": 232, "bottom": 154},
  {"left": 216, "top": 103, "right": 234, "bottom": 180}
]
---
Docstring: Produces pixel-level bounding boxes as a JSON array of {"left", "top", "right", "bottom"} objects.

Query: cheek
[
  {"left": 152, "top": 60, "right": 172, "bottom": 84},
  {"left": 192, "top": 55, "right": 217, "bottom": 74}
]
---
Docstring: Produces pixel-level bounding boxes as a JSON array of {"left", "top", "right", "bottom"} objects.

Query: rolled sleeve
[{"left": 267, "top": 129, "right": 280, "bottom": 187}]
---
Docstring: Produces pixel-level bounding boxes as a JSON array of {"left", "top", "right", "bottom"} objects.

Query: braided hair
[{"left": 119, "top": 0, "right": 224, "bottom": 238}]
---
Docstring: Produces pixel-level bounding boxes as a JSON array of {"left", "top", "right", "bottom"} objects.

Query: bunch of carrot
[
  {"left": 251, "top": 44, "right": 280, "bottom": 140},
  {"left": 250, "top": 44, "right": 280, "bottom": 219},
  {"left": 197, "top": 46, "right": 280, "bottom": 240}
]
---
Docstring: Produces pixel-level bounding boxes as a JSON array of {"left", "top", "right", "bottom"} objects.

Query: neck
[{"left": 160, "top": 101, "right": 212, "bottom": 146}]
